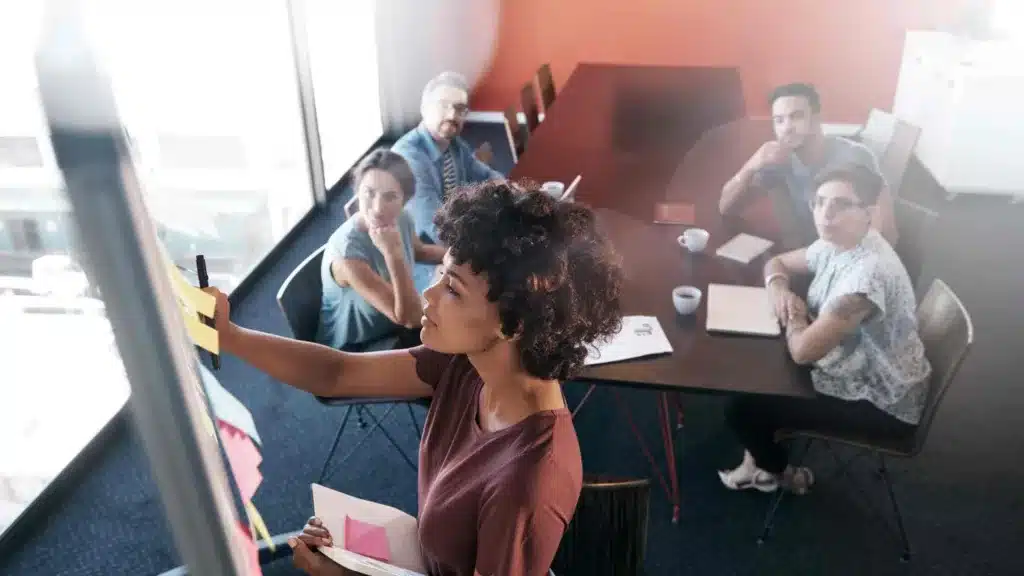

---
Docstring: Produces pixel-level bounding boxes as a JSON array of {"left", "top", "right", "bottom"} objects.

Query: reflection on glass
[
  {"left": 89, "top": 0, "right": 315, "bottom": 292},
  {"left": 0, "top": 0, "right": 315, "bottom": 538}
]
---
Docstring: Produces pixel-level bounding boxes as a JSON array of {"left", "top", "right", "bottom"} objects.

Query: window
[
  {"left": 304, "top": 0, "right": 385, "bottom": 188},
  {"left": 86, "top": 0, "right": 317, "bottom": 292},
  {"left": 0, "top": 0, "right": 324, "bottom": 540}
]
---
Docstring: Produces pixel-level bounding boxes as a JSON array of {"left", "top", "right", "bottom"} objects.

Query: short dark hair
[
  {"left": 813, "top": 163, "right": 884, "bottom": 206},
  {"left": 353, "top": 148, "right": 416, "bottom": 201},
  {"left": 769, "top": 83, "right": 821, "bottom": 114},
  {"left": 434, "top": 180, "right": 624, "bottom": 380}
]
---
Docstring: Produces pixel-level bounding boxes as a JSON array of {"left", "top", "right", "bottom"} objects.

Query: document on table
[
  {"left": 715, "top": 233, "right": 774, "bottom": 265},
  {"left": 312, "top": 484, "right": 427, "bottom": 576},
  {"left": 584, "top": 315, "right": 673, "bottom": 366}
]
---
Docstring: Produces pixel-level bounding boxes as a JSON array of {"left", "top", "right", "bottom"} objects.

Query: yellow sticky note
[
  {"left": 245, "top": 500, "right": 275, "bottom": 552},
  {"left": 183, "top": 309, "right": 219, "bottom": 354},
  {"left": 166, "top": 260, "right": 216, "bottom": 318}
]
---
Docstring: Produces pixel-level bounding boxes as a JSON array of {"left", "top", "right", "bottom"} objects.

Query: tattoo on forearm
[{"left": 829, "top": 294, "right": 873, "bottom": 320}]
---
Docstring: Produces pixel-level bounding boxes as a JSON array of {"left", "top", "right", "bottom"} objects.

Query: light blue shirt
[
  {"left": 315, "top": 211, "right": 417, "bottom": 350},
  {"left": 392, "top": 124, "right": 503, "bottom": 242},
  {"left": 805, "top": 229, "right": 931, "bottom": 424}
]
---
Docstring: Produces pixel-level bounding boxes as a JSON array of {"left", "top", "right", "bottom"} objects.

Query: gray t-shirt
[
  {"left": 805, "top": 229, "right": 931, "bottom": 424},
  {"left": 765, "top": 136, "right": 884, "bottom": 244},
  {"left": 315, "top": 211, "right": 417, "bottom": 349}
]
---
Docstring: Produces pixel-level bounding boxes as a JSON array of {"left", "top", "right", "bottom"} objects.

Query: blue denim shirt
[{"left": 392, "top": 124, "right": 503, "bottom": 242}]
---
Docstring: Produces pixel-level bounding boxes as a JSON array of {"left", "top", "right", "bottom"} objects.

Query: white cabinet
[{"left": 893, "top": 31, "right": 1024, "bottom": 198}]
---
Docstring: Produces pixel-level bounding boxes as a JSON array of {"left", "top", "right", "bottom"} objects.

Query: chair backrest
[
  {"left": 461, "top": 110, "right": 518, "bottom": 174},
  {"left": 858, "top": 108, "right": 897, "bottom": 157},
  {"left": 520, "top": 82, "right": 541, "bottom": 134},
  {"left": 910, "top": 279, "right": 974, "bottom": 455},
  {"left": 344, "top": 196, "right": 358, "bottom": 219},
  {"left": 503, "top": 106, "right": 525, "bottom": 160},
  {"left": 893, "top": 198, "right": 939, "bottom": 293},
  {"left": 860, "top": 109, "right": 921, "bottom": 197},
  {"left": 551, "top": 476, "right": 650, "bottom": 576},
  {"left": 276, "top": 245, "right": 326, "bottom": 342},
  {"left": 537, "top": 63, "right": 557, "bottom": 112}
]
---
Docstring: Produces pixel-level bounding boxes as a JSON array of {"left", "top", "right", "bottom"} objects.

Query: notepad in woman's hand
[
  {"left": 312, "top": 484, "right": 426, "bottom": 576},
  {"left": 715, "top": 233, "right": 774, "bottom": 265}
]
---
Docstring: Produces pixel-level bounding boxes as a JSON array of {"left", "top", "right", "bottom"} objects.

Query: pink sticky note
[
  {"left": 345, "top": 515, "right": 391, "bottom": 562},
  {"left": 218, "top": 421, "right": 263, "bottom": 502},
  {"left": 236, "top": 521, "right": 262, "bottom": 575}
]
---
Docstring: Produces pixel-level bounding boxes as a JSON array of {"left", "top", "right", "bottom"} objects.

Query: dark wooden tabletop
[{"left": 510, "top": 63, "right": 813, "bottom": 398}]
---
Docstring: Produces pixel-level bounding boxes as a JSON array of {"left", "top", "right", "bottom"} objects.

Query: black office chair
[
  {"left": 551, "top": 475, "right": 651, "bottom": 576},
  {"left": 276, "top": 245, "right": 423, "bottom": 482},
  {"left": 758, "top": 279, "right": 974, "bottom": 562}
]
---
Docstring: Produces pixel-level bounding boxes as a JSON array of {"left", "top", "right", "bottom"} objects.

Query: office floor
[{"left": 2, "top": 155, "right": 1023, "bottom": 575}]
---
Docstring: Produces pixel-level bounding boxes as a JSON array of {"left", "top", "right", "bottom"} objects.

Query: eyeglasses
[
  {"left": 809, "top": 195, "right": 863, "bottom": 213},
  {"left": 439, "top": 100, "right": 470, "bottom": 117}
]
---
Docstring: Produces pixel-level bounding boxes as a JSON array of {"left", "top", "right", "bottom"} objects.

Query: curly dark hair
[{"left": 434, "top": 180, "right": 624, "bottom": 380}]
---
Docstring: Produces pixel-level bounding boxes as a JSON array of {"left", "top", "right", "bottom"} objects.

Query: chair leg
[
  {"left": 758, "top": 490, "right": 787, "bottom": 546},
  {"left": 406, "top": 402, "right": 422, "bottom": 440},
  {"left": 361, "top": 404, "right": 418, "bottom": 471},
  {"left": 877, "top": 454, "right": 912, "bottom": 563},
  {"left": 357, "top": 405, "right": 368, "bottom": 429},
  {"left": 758, "top": 437, "right": 814, "bottom": 545},
  {"left": 318, "top": 405, "right": 354, "bottom": 484}
]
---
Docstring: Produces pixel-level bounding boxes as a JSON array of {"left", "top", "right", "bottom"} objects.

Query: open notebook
[
  {"left": 312, "top": 484, "right": 427, "bottom": 576},
  {"left": 585, "top": 315, "right": 673, "bottom": 365},
  {"left": 705, "top": 284, "right": 781, "bottom": 337}
]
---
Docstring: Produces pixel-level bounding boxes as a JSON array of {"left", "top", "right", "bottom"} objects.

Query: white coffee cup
[
  {"left": 541, "top": 181, "right": 565, "bottom": 199},
  {"left": 677, "top": 228, "right": 710, "bottom": 253},
  {"left": 672, "top": 286, "right": 703, "bottom": 315}
]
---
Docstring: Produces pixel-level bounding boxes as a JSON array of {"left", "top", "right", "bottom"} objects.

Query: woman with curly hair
[{"left": 205, "top": 180, "right": 624, "bottom": 576}]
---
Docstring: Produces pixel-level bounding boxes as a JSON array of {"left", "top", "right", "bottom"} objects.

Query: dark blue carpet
[{"left": 3, "top": 156, "right": 1023, "bottom": 575}]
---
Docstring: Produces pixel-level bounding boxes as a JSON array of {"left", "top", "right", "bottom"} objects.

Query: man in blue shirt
[
  {"left": 393, "top": 71, "right": 504, "bottom": 243},
  {"left": 719, "top": 83, "right": 898, "bottom": 247}
]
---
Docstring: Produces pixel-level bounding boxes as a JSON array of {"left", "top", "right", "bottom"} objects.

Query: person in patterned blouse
[{"left": 719, "top": 163, "right": 931, "bottom": 495}]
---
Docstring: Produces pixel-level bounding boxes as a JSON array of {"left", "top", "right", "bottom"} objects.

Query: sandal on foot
[{"left": 718, "top": 467, "right": 779, "bottom": 493}]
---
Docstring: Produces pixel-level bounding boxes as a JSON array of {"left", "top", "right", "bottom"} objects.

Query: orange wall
[{"left": 473, "top": 0, "right": 974, "bottom": 122}]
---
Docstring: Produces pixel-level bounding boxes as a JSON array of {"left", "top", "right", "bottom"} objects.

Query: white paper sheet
[
  {"left": 584, "top": 315, "right": 673, "bottom": 366},
  {"left": 715, "top": 233, "right": 774, "bottom": 265},
  {"left": 312, "top": 484, "right": 427, "bottom": 575}
]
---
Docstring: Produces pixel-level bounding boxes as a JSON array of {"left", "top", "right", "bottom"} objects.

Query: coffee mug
[
  {"left": 541, "top": 181, "right": 565, "bottom": 199},
  {"left": 677, "top": 228, "right": 710, "bottom": 253},
  {"left": 672, "top": 285, "right": 703, "bottom": 315}
]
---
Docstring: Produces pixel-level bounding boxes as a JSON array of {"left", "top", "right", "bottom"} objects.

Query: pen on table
[
  {"left": 195, "top": 254, "right": 220, "bottom": 369},
  {"left": 561, "top": 174, "right": 582, "bottom": 201}
]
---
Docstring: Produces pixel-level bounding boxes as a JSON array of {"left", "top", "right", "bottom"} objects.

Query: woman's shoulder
[
  {"left": 497, "top": 412, "right": 582, "bottom": 489},
  {"left": 326, "top": 216, "right": 378, "bottom": 260},
  {"left": 856, "top": 231, "right": 908, "bottom": 279}
]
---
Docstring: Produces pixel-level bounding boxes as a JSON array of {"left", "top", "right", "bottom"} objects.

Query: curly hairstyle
[{"left": 434, "top": 180, "right": 624, "bottom": 380}]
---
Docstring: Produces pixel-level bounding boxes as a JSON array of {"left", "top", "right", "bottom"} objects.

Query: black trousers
[{"left": 725, "top": 393, "right": 917, "bottom": 475}]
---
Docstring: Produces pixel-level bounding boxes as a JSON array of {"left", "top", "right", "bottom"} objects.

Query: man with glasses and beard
[
  {"left": 393, "top": 71, "right": 504, "bottom": 244},
  {"left": 719, "top": 82, "right": 898, "bottom": 246}
]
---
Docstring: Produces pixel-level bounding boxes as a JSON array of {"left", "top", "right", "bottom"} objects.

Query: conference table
[{"left": 509, "top": 63, "right": 814, "bottom": 522}]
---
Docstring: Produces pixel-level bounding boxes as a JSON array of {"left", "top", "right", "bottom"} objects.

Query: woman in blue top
[{"left": 316, "top": 149, "right": 446, "bottom": 350}]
